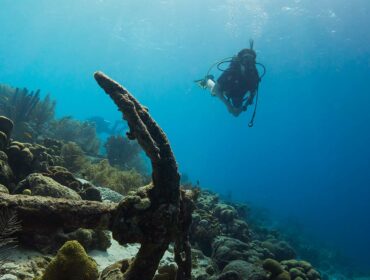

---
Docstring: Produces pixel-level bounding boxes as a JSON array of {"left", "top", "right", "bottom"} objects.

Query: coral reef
[
  {"left": 277, "top": 223, "right": 356, "bottom": 278},
  {"left": 0, "top": 116, "right": 13, "bottom": 150},
  {"left": 0, "top": 84, "right": 55, "bottom": 142},
  {"left": 261, "top": 239, "right": 296, "bottom": 261},
  {"left": 190, "top": 191, "right": 251, "bottom": 256},
  {"left": 37, "top": 240, "right": 99, "bottom": 280},
  {"left": 0, "top": 73, "right": 331, "bottom": 280},
  {"left": 45, "top": 166, "right": 102, "bottom": 202},
  {"left": 191, "top": 208, "right": 220, "bottom": 255},
  {"left": 186, "top": 189, "right": 323, "bottom": 280},
  {"left": 81, "top": 159, "right": 147, "bottom": 195},
  {"left": 0, "top": 255, "right": 50, "bottom": 279},
  {"left": 57, "top": 228, "right": 111, "bottom": 252},
  {"left": 5, "top": 140, "right": 62, "bottom": 184},
  {"left": 219, "top": 260, "right": 265, "bottom": 280},
  {"left": 280, "top": 259, "right": 321, "bottom": 280},
  {"left": 60, "top": 141, "right": 88, "bottom": 173},
  {"left": 190, "top": 249, "right": 218, "bottom": 279},
  {"left": 99, "top": 259, "right": 133, "bottom": 280},
  {"left": 0, "top": 72, "right": 194, "bottom": 280},
  {"left": 14, "top": 173, "right": 81, "bottom": 200},
  {"left": 212, "top": 236, "right": 259, "bottom": 269},
  {"left": 263, "top": 258, "right": 289, "bottom": 280},
  {"left": 0, "top": 184, "right": 9, "bottom": 194},
  {"left": 96, "top": 186, "right": 124, "bottom": 203},
  {"left": 262, "top": 258, "right": 321, "bottom": 280},
  {"left": 48, "top": 117, "right": 100, "bottom": 155},
  {"left": 0, "top": 151, "right": 14, "bottom": 192},
  {"left": 104, "top": 135, "right": 146, "bottom": 172}
]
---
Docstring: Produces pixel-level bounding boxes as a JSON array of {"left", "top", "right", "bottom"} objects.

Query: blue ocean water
[{"left": 1, "top": 0, "right": 369, "bottom": 272}]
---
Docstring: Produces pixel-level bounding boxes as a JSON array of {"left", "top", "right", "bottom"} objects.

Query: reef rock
[
  {"left": 14, "top": 173, "right": 81, "bottom": 200},
  {"left": 191, "top": 248, "right": 219, "bottom": 280},
  {"left": 191, "top": 190, "right": 252, "bottom": 258},
  {"left": 47, "top": 167, "right": 102, "bottom": 201},
  {"left": 220, "top": 260, "right": 266, "bottom": 280},
  {"left": 99, "top": 259, "right": 132, "bottom": 280},
  {"left": 79, "top": 186, "right": 102, "bottom": 202},
  {"left": 221, "top": 218, "right": 251, "bottom": 243},
  {"left": 281, "top": 260, "right": 321, "bottom": 280},
  {"left": 191, "top": 209, "right": 221, "bottom": 256},
  {"left": 37, "top": 240, "right": 99, "bottom": 280},
  {"left": 261, "top": 239, "right": 296, "bottom": 261},
  {"left": 0, "top": 275, "right": 18, "bottom": 280},
  {"left": 214, "top": 203, "right": 238, "bottom": 224},
  {"left": 0, "top": 184, "right": 9, "bottom": 194},
  {"left": 0, "top": 151, "right": 14, "bottom": 191},
  {"left": 96, "top": 186, "right": 124, "bottom": 203},
  {"left": 6, "top": 141, "right": 62, "bottom": 182},
  {"left": 59, "top": 228, "right": 111, "bottom": 252},
  {"left": 0, "top": 256, "right": 50, "bottom": 280},
  {"left": 0, "top": 116, "right": 13, "bottom": 140},
  {"left": 153, "top": 263, "right": 178, "bottom": 280},
  {"left": 47, "top": 166, "right": 84, "bottom": 192},
  {"left": 212, "top": 236, "right": 251, "bottom": 270}
]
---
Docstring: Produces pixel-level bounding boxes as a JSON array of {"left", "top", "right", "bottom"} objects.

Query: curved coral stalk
[
  {"left": 94, "top": 71, "right": 182, "bottom": 280},
  {"left": 94, "top": 71, "right": 180, "bottom": 205}
]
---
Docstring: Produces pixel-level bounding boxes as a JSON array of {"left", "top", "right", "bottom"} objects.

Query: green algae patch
[{"left": 40, "top": 240, "right": 99, "bottom": 280}]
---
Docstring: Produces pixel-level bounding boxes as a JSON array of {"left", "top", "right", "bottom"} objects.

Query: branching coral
[
  {"left": 48, "top": 117, "right": 100, "bottom": 155},
  {"left": 0, "top": 84, "right": 56, "bottom": 142},
  {"left": 81, "top": 159, "right": 147, "bottom": 195},
  {"left": 60, "top": 141, "right": 88, "bottom": 173},
  {"left": 104, "top": 135, "right": 146, "bottom": 172}
]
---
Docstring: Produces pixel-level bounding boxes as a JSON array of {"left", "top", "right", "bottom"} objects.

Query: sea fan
[{"left": 0, "top": 208, "right": 21, "bottom": 268}]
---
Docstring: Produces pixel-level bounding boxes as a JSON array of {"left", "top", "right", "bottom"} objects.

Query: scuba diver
[{"left": 195, "top": 39, "right": 265, "bottom": 126}]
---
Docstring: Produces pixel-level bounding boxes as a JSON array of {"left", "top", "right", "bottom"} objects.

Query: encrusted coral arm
[
  {"left": 94, "top": 72, "right": 183, "bottom": 280},
  {"left": 0, "top": 193, "right": 117, "bottom": 233},
  {"left": 94, "top": 72, "right": 160, "bottom": 163},
  {"left": 94, "top": 71, "right": 180, "bottom": 205}
]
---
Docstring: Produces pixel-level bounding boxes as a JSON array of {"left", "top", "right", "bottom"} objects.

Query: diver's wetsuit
[{"left": 216, "top": 48, "right": 260, "bottom": 108}]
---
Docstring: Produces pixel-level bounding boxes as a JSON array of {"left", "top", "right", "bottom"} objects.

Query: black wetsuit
[{"left": 216, "top": 49, "right": 260, "bottom": 108}]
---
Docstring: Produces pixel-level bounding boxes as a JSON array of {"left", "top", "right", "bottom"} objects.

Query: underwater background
[{"left": 1, "top": 0, "right": 369, "bottom": 274}]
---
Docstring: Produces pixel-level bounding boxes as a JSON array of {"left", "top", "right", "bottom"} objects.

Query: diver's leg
[{"left": 212, "top": 85, "right": 242, "bottom": 117}]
